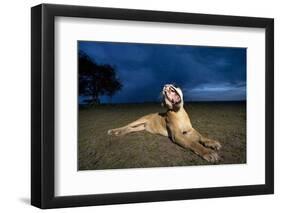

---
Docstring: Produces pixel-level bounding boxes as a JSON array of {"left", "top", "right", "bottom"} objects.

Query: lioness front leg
[
  {"left": 171, "top": 130, "right": 219, "bottom": 163},
  {"left": 192, "top": 130, "right": 222, "bottom": 150},
  {"left": 189, "top": 129, "right": 221, "bottom": 150},
  {"left": 199, "top": 136, "right": 222, "bottom": 151}
]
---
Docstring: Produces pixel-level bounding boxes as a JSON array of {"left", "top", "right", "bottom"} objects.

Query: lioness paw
[
  {"left": 202, "top": 150, "right": 220, "bottom": 163},
  {"left": 202, "top": 140, "right": 222, "bottom": 151},
  {"left": 208, "top": 141, "right": 222, "bottom": 150},
  {"left": 107, "top": 129, "right": 113, "bottom": 135},
  {"left": 107, "top": 129, "right": 123, "bottom": 136}
]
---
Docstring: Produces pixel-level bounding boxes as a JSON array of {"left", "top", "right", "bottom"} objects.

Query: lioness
[{"left": 108, "top": 84, "right": 221, "bottom": 163}]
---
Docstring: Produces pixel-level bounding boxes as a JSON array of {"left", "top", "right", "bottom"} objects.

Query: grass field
[{"left": 78, "top": 102, "right": 246, "bottom": 170}]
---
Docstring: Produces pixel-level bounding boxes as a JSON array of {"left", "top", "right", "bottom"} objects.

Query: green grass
[{"left": 78, "top": 102, "right": 246, "bottom": 170}]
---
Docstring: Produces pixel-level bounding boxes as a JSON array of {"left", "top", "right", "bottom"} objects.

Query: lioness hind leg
[
  {"left": 107, "top": 124, "right": 145, "bottom": 136},
  {"left": 107, "top": 116, "right": 149, "bottom": 136}
]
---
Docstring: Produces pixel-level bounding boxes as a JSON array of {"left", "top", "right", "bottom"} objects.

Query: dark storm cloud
[{"left": 79, "top": 41, "right": 246, "bottom": 103}]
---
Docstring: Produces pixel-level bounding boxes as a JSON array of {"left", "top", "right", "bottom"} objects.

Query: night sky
[{"left": 79, "top": 41, "right": 246, "bottom": 103}]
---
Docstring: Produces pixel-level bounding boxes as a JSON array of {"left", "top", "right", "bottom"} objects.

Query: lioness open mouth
[{"left": 164, "top": 85, "right": 181, "bottom": 104}]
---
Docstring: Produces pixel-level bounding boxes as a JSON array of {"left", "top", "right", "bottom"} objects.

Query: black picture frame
[{"left": 31, "top": 3, "right": 274, "bottom": 209}]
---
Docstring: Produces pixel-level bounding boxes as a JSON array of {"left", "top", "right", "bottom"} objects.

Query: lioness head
[{"left": 162, "top": 84, "right": 183, "bottom": 111}]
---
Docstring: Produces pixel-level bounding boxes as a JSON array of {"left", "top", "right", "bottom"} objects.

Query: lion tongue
[{"left": 171, "top": 93, "right": 180, "bottom": 103}]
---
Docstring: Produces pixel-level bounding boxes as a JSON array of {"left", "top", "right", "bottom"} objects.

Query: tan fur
[{"left": 108, "top": 84, "right": 221, "bottom": 163}]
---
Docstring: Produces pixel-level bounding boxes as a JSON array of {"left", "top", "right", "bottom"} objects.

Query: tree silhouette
[{"left": 79, "top": 51, "right": 122, "bottom": 105}]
